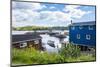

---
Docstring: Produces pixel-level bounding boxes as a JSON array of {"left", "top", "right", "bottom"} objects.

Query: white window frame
[
  {"left": 86, "top": 34, "right": 91, "bottom": 40},
  {"left": 34, "top": 40, "right": 39, "bottom": 44},
  {"left": 20, "top": 42, "right": 27, "bottom": 48},
  {"left": 89, "top": 25, "right": 93, "bottom": 30},
  {"left": 79, "top": 26, "right": 83, "bottom": 29},
  {"left": 77, "top": 34, "right": 80, "bottom": 39},
  {"left": 71, "top": 26, "right": 75, "bottom": 30}
]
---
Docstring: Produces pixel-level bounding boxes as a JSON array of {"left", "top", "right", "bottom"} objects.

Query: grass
[
  {"left": 12, "top": 48, "right": 63, "bottom": 65},
  {"left": 12, "top": 44, "right": 96, "bottom": 65}
]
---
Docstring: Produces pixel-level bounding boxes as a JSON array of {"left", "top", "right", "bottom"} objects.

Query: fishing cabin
[
  {"left": 12, "top": 34, "right": 43, "bottom": 50},
  {"left": 69, "top": 21, "right": 96, "bottom": 50}
]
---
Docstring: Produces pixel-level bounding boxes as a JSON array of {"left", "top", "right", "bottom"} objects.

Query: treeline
[
  {"left": 12, "top": 26, "right": 69, "bottom": 31},
  {"left": 50, "top": 26, "right": 69, "bottom": 30},
  {"left": 12, "top": 26, "right": 49, "bottom": 31}
]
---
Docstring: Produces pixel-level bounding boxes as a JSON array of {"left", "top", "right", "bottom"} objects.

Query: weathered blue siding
[{"left": 69, "top": 22, "right": 96, "bottom": 47}]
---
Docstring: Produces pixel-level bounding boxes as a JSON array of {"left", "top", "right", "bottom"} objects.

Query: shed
[{"left": 12, "top": 34, "right": 43, "bottom": 50}]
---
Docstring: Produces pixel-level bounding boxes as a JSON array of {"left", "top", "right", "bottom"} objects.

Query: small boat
[
  {"left": 47, "top": 40, "right": 55, "bottom": 48},
  {"left": 54, "top": 34, "right": 66, "bottom": 38},
  {"left": 48, "top": 32, "right": 57, "bottom": 36}
]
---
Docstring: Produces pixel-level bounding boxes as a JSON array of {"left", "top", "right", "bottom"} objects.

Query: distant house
[
  {"left": 69, "top": 21, "right": 96, "bottom": 47},
  {"left": 12, "top": 34, "right": 43, "bottom": 50}
]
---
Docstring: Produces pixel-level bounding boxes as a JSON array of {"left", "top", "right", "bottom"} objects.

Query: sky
[{"left": 12, "top": 1, "right": 95, "bottom": 27}]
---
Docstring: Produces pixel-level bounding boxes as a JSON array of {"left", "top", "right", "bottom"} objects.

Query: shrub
[
  {"left": 12, "top": 44, "right": 95, "bottom": 65},
  {"left": 12, "top": 48, "right": 65, "bottom": 65},
  {"left": 59, "top": 43, "right": 81, "bottom": 58}
]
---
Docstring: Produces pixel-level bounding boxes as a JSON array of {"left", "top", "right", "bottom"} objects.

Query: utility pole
[{"left": 71, "top": 20, "right": 72, "bottom": 24}]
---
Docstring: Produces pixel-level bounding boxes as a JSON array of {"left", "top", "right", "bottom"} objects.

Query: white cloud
[
  {"left": 35, "top": 11, "right": 71, "bottom": 26},
  {"left": 31, "top": 3, "right": 46, "bottom": 10},
  {"left": 49, "top": 6, "right": 56, "bottom": 9},
  {"left": 12, "top": 1, "right": 43, "bottom": 27},
  {"left": 65, "top": 5, "right": 80, "bottom": 10},
  {"left": 64, "top": 5, "right": 92, "bottom": 19},
  {"left": 12, "top": 9, "right": 71, "bottom": 27},
  {"left": 12, "top": 1, "right": 93, "bottom": 27},
  {"left": 12, "top": 9, "right": 41, "bottom": 27},
  {"left": 12, "top": 1, "right": 45, "bottom": 10},
  {"left": 40, "top": 11, "right": 70, "bottom": 22}
]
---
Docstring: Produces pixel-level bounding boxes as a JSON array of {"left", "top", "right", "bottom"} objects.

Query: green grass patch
[{"left": 12, "top": 44, "right": 96, "bottom": 65}]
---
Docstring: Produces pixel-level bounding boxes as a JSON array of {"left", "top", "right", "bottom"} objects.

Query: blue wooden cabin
[{"left": 69, "top": 21, "right": 96, "bottom": 47}]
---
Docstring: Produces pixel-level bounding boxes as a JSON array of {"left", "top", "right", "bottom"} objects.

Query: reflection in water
[{"left": 40, "top": 34, "right": 69, "bottom": 53}]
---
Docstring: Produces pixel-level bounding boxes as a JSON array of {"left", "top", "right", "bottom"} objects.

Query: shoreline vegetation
[
  {"left": 12, "top": 43, "right": 95, "bottom": 66},
  {"left": 12, "top": 26, "right": 69, "bottom": 31}
]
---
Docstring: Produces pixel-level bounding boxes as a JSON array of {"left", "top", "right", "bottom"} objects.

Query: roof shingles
[
  {"left": 71, "top": 21, "right": 96, "bottom": 26},
  {"left": 12, "top": 34, "right": 42, "bottom": 43}
]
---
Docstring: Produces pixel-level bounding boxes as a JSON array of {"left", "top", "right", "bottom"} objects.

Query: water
[
  {"left": 12, "top": 31, "right": 34, "bottom": 35},
  {"left": 12, "top": 30, "right": 69, "bottom": 35},
  {"left": 12, "top": 30, "right": 69, "bottom": 53}
]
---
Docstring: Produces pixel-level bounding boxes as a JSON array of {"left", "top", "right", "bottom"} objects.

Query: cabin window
[
  {"left": 89, "top": 26, "right": 93, "bottom": 30},
  {"left": 79, "top": 26, "right": 83, "bottom": 29},
  {"left": 86, "top": 34, "right": 91, "bottom": 40},
  {"left": 20, "top": 44, "right": 23, "bottom": 46},
  {"left": 20, "top": 42, "right": 27, "bottom": 47},
  {"left": 34, "top": 40, "right": 39, "bottom": 44},
  {"left": 77, "top": 34, "right": 80, "bottom": 39},
  {"left": 71, "top": 26, "right": 75, "bottom": 30}
]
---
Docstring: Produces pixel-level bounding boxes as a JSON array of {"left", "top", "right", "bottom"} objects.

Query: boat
[
  {"left": 48, "top": 32, "right": 57, "bottom": 36},
  {"left": 54, "top": 33, "right": 66, "bottom": 38},
  {"left": 47, "top": 40, "right": 55, "bottom": 48}
]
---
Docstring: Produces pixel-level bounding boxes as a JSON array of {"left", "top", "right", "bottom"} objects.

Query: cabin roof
[
  {"left": 71, "top": 21, "right": 96, "bottom": 26},
  {"left": 12, "top": 34, "right": 42, "bottom": 43}
]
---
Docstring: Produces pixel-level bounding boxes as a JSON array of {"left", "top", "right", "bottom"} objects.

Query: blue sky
[{"left": 12, "top": 1, "right": 95, "bottom": 27}]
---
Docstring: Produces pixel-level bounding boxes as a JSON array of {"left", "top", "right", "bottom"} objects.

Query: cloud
[
  {"left": 12, "top": 9, "right": 70, "bottom": 27},
  {"left": 12, "top": 1, "right": 94, "bottom": 27},
  {"left": 36, "top": 11, "right": 71, "bottom": 26},
  {"left": 12, "top": 1, "right": 46, "bottom": 10},
  {"left": 63, "top": 5, "right": 92, "bottom": 19},
  {"left": 12, "top": 1, "right": 70, "bottom": 27},
  {"left": 12, "top": 1, "right": 43, "bottom": 27},
  {"left": 49, "top": 6, "right": 56, "bottom": 9},
  {"left": 12, "top": 9, "right": 41, "bottom": 27}
]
